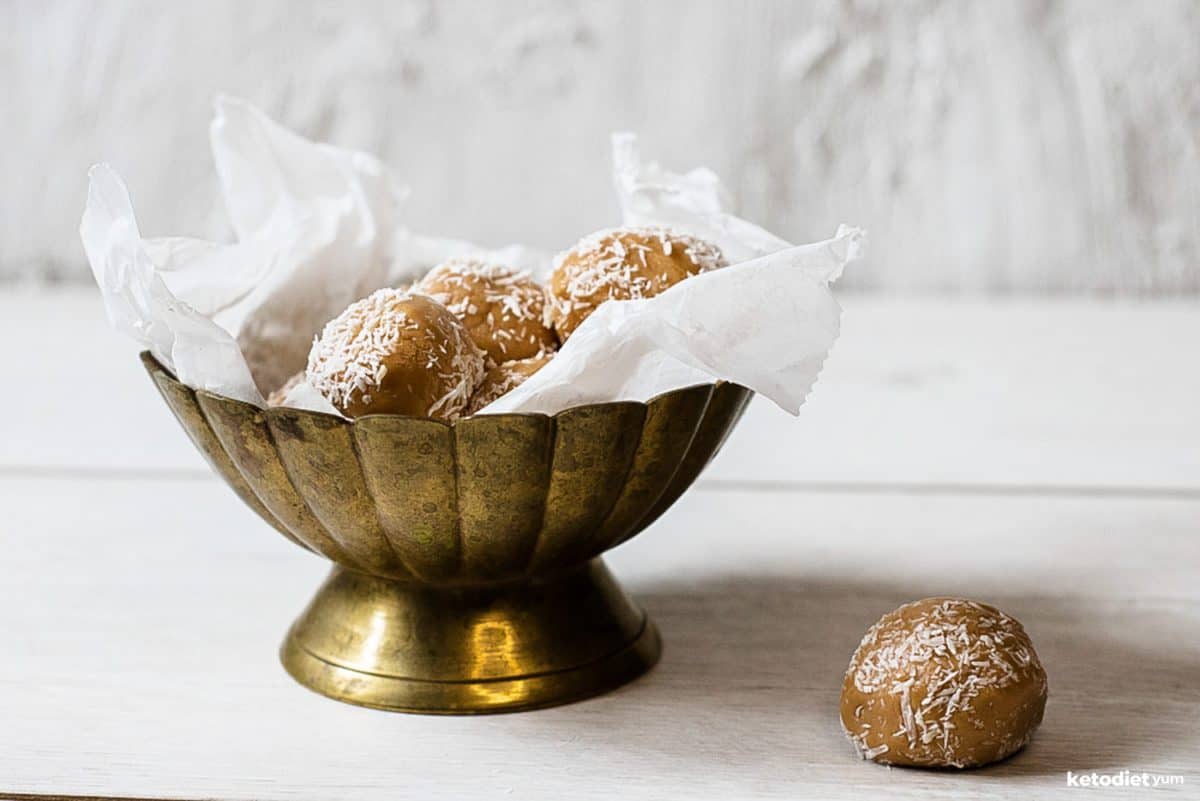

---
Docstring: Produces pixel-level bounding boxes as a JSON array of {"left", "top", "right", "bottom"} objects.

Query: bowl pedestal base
[{"left": 280, "top": 559, "right": 661, "bottom": 714}]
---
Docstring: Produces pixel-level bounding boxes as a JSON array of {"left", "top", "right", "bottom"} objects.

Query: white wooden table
[{"left": 2, "top": 288, "right": 1198, "bottom": 800}]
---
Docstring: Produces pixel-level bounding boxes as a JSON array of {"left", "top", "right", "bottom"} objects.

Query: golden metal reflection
[
  {"left": 466, "top": 617, "right": 531, "bottom": 707},
  {"left": 142, "top": 351, "right": 749, "bottom": 714},
  {"left": 357, "top": 609, "right": 390, "bottom": 667}
]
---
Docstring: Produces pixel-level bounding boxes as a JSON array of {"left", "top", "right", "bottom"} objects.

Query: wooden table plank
[
  {"left": 2, "top": 477, "right": 1196, "bottom": 799},
  {"left": 2, "top": 288, "right": 1198, "bottom": 491}
]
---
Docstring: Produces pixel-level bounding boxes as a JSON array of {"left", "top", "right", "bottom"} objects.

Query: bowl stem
[{"left": 280, "top": 559, "right": 661, "bottom": 714}]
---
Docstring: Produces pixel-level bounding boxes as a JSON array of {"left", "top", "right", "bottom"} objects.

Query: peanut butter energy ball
[
  {"left": 466, "top": 352, "right": 553, "bottom": 414},
  {"left": 840, "top": 597, "right": 1048, "bottom": 769},
  {"left": 545, "top": 226, "right": 725, "bottom": 341},
  {"left": 415, "top": 258, "right": 557, "bottom": 364},
  {"left": 306, "top": 289, "right": 486, "bottom": 420},
  {"left": 266, "top": 371, "right": 305, "bottom": 407}
]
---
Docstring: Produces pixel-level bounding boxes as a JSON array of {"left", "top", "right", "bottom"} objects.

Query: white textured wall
[{"left": 5, "top": 0, "right": 1199, "bottom": 292}]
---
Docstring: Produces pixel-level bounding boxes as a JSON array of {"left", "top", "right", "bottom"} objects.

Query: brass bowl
[{"left": 142, "top": 352, "right": 752, "bottom": 713}]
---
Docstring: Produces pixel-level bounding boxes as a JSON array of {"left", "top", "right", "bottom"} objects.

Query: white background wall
[{"left": 5, "top": 0, "right": 1199, "bottom": 293}]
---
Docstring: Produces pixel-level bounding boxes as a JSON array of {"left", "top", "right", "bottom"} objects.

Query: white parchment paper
[{"left": 81, "top": 97, "right": 863, "bottom": 417}]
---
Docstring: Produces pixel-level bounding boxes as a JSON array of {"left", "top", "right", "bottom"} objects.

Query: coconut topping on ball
[
  {"left": 840, "top": 597, "right": 1048, "bottom": 769},
  {"left": 544, "top": 226, "right": 726, "bottom": 341},
  {"left": 306, "top": 288, "right": 486, "bottom": 420},
  {"left": 414, "top": 258, "right": 556, "bottom": 364}
]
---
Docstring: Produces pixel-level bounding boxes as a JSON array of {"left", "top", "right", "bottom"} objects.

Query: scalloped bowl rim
[{"left": 142, "top": 351, "right": 748, "bottom": 429}]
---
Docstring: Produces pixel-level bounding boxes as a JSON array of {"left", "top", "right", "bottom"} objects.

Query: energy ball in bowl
[
  {"left": 415, "top": 258, "right": 557, "bottom": 364},
  {"left": 466, "top": 352, "right": 553, "bottom": 415},
  {"left": 545, "top": 226, "right": 725, "bottom": 341},
  {"left": 266, "top": 370, "right": 305, "bottom": 407},
  {"left": 307, "top": 289, "right": 486, "bottom": 420},
  {"left": 840, "top": 597, "right": 1048, "bottom": 769}
]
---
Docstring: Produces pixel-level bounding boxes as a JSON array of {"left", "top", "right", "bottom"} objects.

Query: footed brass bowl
[{"left": 143, "top": 352, "right": 752, "bottom": 713}]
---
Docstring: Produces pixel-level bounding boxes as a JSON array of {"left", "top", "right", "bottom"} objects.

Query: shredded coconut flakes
[
  {"left": 546, "top": 225, "right": 726, "bottom": 328},
  {"left": 843, "top": 598, "right": 1047, "bottom": 767},
  {"left": 306, "top": 287, "right": 483, "bottom": 419}
]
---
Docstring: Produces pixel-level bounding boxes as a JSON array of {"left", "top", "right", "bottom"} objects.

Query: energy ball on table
[
  {"left": 307, "top": 289, "right": 486, "bottom": 420},
  {"left": 545, "top": 226, "right": 725, "bottom": 341},
  {"left": 414, "top": 259, "right": 557, "bottom": 364},
  {"left": 466, "top": 352, "right": 553, "bottom": 415},
  {"left": 840, "top": 597, "right": 1048, "bottom": 769}
]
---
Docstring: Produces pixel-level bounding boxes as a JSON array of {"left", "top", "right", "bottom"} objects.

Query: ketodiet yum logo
[{"left": 1066, "top": 770, "right": 1184, "bottom": 789}]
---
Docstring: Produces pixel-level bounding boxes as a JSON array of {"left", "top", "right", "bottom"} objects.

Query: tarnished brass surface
[{"left": 142, "top": 352, "right": 751, "bottom": 712}]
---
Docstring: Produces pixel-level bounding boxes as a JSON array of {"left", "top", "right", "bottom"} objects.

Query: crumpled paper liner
[{"left": 81, "top": 96, "right": 863, "bottom": 417}]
